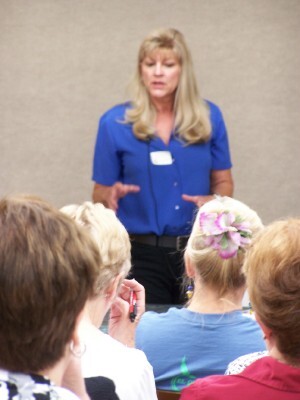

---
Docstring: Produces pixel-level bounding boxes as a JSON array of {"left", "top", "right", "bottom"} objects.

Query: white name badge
[{"left": 150, "top": 151, "right": 173, "bottom": 165}]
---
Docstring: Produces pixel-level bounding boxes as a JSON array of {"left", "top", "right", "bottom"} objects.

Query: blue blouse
[{"left": 92, "top": 101, "right": 232, "bottom": 236}]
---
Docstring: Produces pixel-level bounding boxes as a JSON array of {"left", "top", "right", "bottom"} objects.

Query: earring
[
  {"left": 185, "top": 284, "right": 194, "bottom": 300},
  {"left": 69, "top": 341, "right": 86, "bottom": 358}
]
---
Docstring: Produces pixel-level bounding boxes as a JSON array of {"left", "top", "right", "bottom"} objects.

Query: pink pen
[{"left": 129, "top": 290, "right": 137, "bottom": 322}]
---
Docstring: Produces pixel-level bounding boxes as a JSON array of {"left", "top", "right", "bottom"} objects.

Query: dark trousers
[{"left": 129, "top": 241, "right": 185, "bottom": 305}]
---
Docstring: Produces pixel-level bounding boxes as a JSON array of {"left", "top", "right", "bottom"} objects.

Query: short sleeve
[
  {"left": 209, "top": 103, "right": 232, "bottom": 171},
  {"left": 92, "top": 114, "right": 122, "bottom": 185}
]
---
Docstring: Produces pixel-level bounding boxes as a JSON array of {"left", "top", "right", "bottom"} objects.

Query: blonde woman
[
  {"left": 135, "top": 197, "right": 266, "bottom": 392},
  {"left": 181, "top": 219, "right": 300, "bottom": 399},
  {"left": 61, "top": 202, "right": 157, "bottom": 400},
  {"left": 92, "top": 28, "right": 234, "bottom": 305}
]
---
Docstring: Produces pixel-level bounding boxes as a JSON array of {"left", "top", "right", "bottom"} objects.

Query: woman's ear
[
  {"left": 185, "top": 253, "right": 196, "bottom": 278},
  {"left": 255, "top": 313, "right": 273, "bottom": 342},
  {"left": 105, "top": 272, "right": 124, "bottom": 303}
]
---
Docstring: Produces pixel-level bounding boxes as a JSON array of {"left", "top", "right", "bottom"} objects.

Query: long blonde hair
[{"left": 125, "top": 28, "right": 211, "bottom": 144}]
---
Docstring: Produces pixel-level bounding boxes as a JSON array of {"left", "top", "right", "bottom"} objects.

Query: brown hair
[
  {"left": 185, "top": 196, "right": 263, "bottom": 297},
  {"left": 244, "top": 219, "right": 300, "bottom": 364},
  {"left": 0, "top": 195, "right": 100, "bottom": 373}
]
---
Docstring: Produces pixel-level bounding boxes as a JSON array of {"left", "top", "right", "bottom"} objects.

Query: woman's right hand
[
  {"left": 108, "top": 279, "right": 145, "bottom": 347},
  {"left": 93, "top": 182, "right": 140, "bottom": 212}
]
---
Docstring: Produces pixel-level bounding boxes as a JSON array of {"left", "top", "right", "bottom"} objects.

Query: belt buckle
[{"left": 176, "top": 235, "right": 189, "bottom": 251}]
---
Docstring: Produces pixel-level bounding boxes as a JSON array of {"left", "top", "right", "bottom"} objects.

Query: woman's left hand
[
  {"left": 108, "top": 279, "right": 145, "bottom": 347},
  {"left": 182, "top": 169, "right": 234, "bottom": 207},
  {"left": 182, "top": 194, "right": 214, "bottom": 208}
]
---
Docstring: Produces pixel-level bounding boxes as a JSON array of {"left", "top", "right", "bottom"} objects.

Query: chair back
[{"left": 156, "top": 389, "right": 181, "bottom": 400}]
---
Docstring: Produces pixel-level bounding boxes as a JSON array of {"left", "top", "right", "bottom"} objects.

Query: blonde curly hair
[{"left": 61, "top": 201, "right": 131, "bottom": 296}]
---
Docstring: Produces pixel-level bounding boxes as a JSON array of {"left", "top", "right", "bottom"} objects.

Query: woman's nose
[{"left": 154, "top": 63, "right": 163, "bottom": 75}]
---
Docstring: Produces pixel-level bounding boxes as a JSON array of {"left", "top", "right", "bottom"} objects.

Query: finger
[
  {"left": 124, "top": 185, "right": 140, "bottom": 194},
  {"left": 122, "top": 278, "right": 143, "bottom": 290},
  {"left": 182, "top": 194, "right": 197, "bottom": 204},
  {"left": 110, "top": 297, "right": 129, "bottom": 317},
  {"left": 123, "top": 279, "right": 145, "bottom": 317},
  {"left": 108, "top": 198, "right": 118, "bottom": 212},
  {"left": 115, "top": 183, "right": 140, "bottom": 198},
  {"left": 117, "top": 282, "right": 132, "bottom": 301}
]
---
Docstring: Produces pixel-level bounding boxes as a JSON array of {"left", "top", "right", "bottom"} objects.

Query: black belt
[{"left": 130, "top": 234, "right": 189, "bottom": 251}]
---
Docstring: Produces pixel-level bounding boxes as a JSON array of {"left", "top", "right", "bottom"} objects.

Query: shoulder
[
  {"left": 238, "top": 312, "right": 263, "bottom": 327},
  {"left": 136, "top": 308, "right": 192, "bottom": 343},
  {"left": 52, "top": 387, "right": 81, "bottom": 400},
  {"left": 138, "top": 307, "right": 183, "bottom": 326},
  {"left": 180, "top": 374, "right": 233, "bottom": 400},
  {"left": 204, "top": 99, "right": 224, "bottom": 123},
  {"left": 0, "top": 370, "right": 79, "bottom": 400},
  {"left": 94, "top": 332, "right": 150, "bottom": 364},
  {"left": 226, "top": 351, "right": 268, "bottom": 375},
  {"left": 100, "top": 102, "right": 131, "bottom": 125}
]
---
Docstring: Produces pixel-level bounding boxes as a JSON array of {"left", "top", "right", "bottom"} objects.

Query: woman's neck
[
  {"left": 84, "top": 296, "right": 107, "bottom": 328},
  {"left": 153, "top": 106, "right": 175, "bottom": 145},
  {"left": 151, "top": 95, "right": 175, "bottom": 113},
  {"left": 267, "top": 341, "right": 300, "bottom": 368},
  {"left": 187, "top": 284, "right": 244, "bottom": 314},
  {"left": 38, "top": 355, "right": 69, "bottom": 386}
]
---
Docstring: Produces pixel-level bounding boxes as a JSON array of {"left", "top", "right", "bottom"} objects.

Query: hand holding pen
[{"left": 108, "top": 278, "right": 145, "bottom": 347}]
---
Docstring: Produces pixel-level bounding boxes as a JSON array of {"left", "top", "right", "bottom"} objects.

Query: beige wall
[{"left": 1, "top": 0, "right": 299, "bottom": 224}]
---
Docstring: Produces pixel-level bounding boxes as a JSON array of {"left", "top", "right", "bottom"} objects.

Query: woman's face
[{"left": 140, "top": 49, "right": 181, "bottom": 104}]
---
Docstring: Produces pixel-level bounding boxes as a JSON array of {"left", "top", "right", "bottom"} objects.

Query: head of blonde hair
[
  {"left": 61, "top": 202, "right": 131, "bottom": 296},
  {"left": 125, "top": 27, "right": 211, "bottom": 143},
  {"left": 244, "top": 218, "right": 300, "bottom": 364},
  {"left": 185, "top": 196, "right": 263, "bottom": 297}
]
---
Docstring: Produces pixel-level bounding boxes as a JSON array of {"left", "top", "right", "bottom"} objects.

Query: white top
[{"left": 79, "top": 322, "right": 157, "bottom": 400}]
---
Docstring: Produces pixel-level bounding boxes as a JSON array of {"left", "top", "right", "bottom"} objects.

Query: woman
[
  {"left": 135, "top": 196, "right": 266, "bottom": 392},
  {"left": 92, "top": 28, "right": 234, "bottom": 304},
  {"left": 61, "top": 202, "right": 157, "bottom": 400},
  {"left": 0, "top": 194, "right": 112, "bottom": 399},
  {"left": 180, "top": 218, "right": 300, "bottom": 399}
]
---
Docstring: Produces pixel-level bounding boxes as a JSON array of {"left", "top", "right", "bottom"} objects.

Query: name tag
[{"left": 150, "top": 151, "right": 173, "bottom": 165}]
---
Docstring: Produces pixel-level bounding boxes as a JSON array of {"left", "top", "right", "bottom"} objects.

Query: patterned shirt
[{"left": 0, "top": 369, "right": 79, "bottom": 400}]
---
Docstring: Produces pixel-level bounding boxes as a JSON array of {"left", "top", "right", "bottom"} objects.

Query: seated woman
[
  {"left": 180, "top": 218, "right": 300, "bottom": 399},
  {"left": 0, "top": 194, "right": 117, "bottom": 400},
  {"left": 135, "top": 196, "right": 266, "bottom": 391},
  {"left": 61, "top": 202, "right": 157, "bottom": 400}
]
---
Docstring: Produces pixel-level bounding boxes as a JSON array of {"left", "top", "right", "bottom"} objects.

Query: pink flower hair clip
[{"left": 199, "top": 211, "right": 252, "bottom": 259}]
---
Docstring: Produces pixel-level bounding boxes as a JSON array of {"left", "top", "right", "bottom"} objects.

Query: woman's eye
[{"left": 165, "top": 63, "right": 175, "bottom": 67}]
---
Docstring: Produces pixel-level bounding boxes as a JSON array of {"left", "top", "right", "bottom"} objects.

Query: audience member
[
  {"left": 180, "top": 218, "right": 300, "bottom": 399},
  {"left": 61, "top": 201, "right": 157, "bottom": 400},
  {"left": 136, "top": 196, "right": 266, "bottom": 391},
  {"left": 0, "top": 194, "right": 108, "bottom": 399}
]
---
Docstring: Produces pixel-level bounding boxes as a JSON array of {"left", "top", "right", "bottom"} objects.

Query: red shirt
[{"left": 180, "top": 356, "right": 300, "bottom": 400}]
